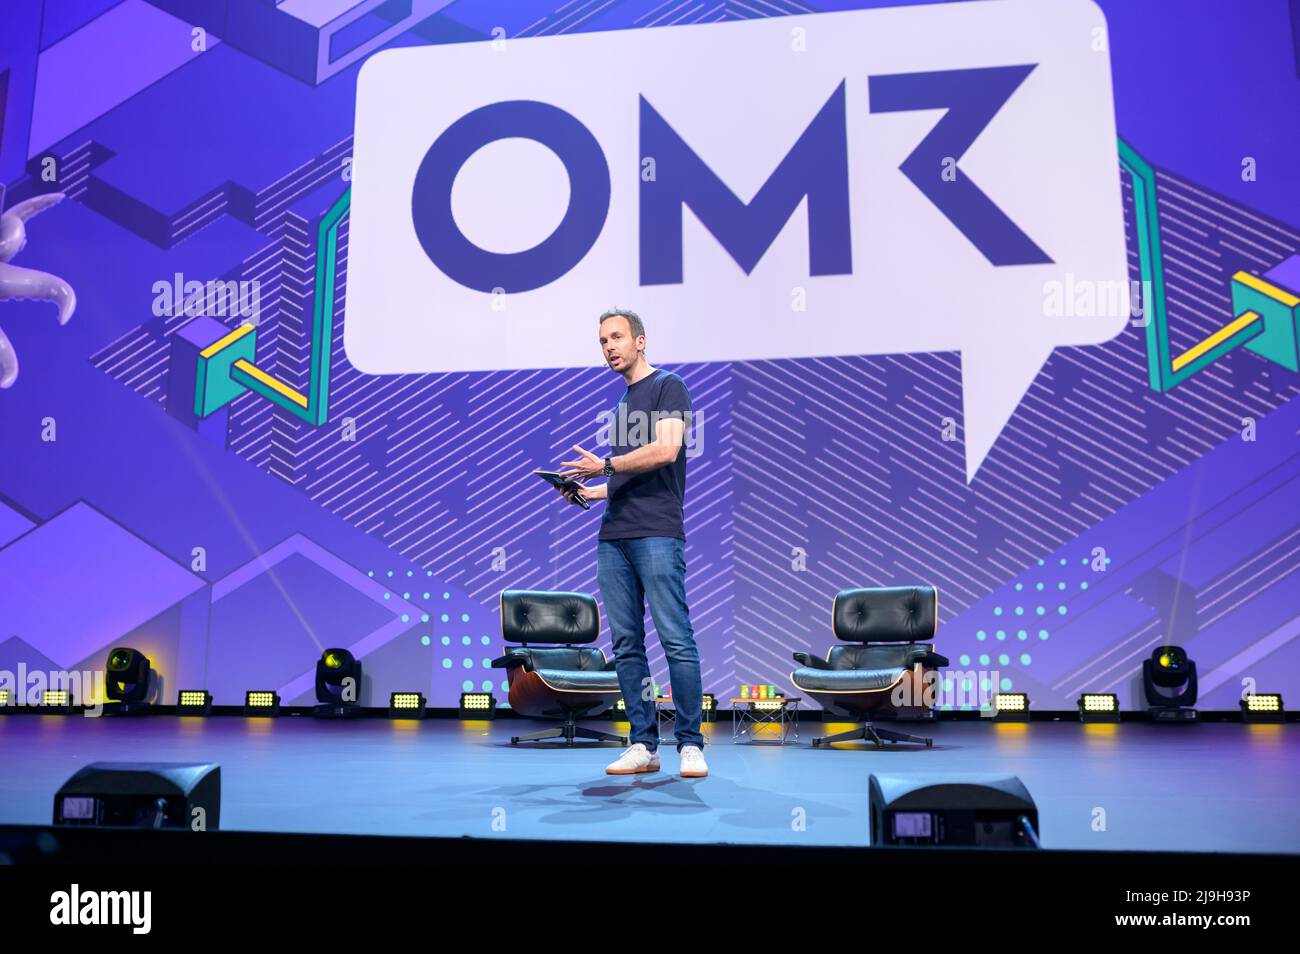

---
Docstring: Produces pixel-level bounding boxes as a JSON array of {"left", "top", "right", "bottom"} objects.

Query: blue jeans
[{"left": 597, "top": 536, "right": 703, "bottom": 753}]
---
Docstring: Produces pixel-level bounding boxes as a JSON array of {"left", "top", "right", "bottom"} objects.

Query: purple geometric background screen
[{"left": 1, "top": 0, "right": 1297, "bottom": 710}]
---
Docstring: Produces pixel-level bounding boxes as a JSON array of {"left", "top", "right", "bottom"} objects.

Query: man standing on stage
[{"left": 555, "top": 308, "right": 707, "bottom": 778}]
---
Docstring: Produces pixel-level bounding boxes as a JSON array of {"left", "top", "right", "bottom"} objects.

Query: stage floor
[{"left": 0, "top": 715, "right": 1295, "bottom": 853}]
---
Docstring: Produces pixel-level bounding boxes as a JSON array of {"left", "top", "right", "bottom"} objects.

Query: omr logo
[
  {"left": 410, "top": 67, "right": 1051, "bottom": 297},
  {"left": 345, "top": 0, "right": 1128, "bottom": 479}
]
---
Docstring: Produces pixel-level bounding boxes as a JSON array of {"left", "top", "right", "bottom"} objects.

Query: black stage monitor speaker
[
  {"left": 869, "top": 774, "right": 1039, "bottom": 848},
  {"left": 53, "top": 762, "right": 221, "bottom": 830}
]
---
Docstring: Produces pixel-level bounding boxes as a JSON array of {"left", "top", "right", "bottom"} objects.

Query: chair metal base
[
  {"left": 511, "top": 719, "right": 628, "bottom": 747},
  {"left": 811, "top": 723, "right": 933, "bottom": 748}
]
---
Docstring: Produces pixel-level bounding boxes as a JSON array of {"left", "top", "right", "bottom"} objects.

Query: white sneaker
[
  {"left": 606, "top": 742, "right": 660, "bottom": 775},
  {"left": 679, "top": 744, "right": 708, "bottom": 778}
]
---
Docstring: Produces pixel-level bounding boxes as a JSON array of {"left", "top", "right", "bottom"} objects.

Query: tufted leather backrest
[
  {"left": 500, "top": 590, "right": 600, "bottom": 644},
  {"left": 832, "top": 586, "right": 937, "bottom": 643}
]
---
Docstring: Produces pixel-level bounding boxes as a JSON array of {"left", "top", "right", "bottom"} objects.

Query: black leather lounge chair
[
  {"left": 791, "top": 585, "right": 949, "bottom": 748},
  {"left": 491, "top": 589, "right": 628, "bottom": 746}
]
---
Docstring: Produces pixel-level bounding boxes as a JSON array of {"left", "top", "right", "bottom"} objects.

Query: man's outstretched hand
[{"left": 558, "top": 445, "right": 604, "bottom": 482}]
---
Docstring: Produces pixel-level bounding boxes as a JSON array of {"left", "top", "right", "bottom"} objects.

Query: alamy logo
[
  {"left": 152, "top": 272, "right": 261, "bottom": 322},
  {"left": 49, "top": 884, "right": 151, "bottom": 934},
  {"left": 892, "top": 668, "right": 1004, "bottom": 714},
  {"left": 596, "top": 407, "right": 704, "bottom": 458},
  {"left": 0, "top": 665, "right": 105, "bottom": 716}
]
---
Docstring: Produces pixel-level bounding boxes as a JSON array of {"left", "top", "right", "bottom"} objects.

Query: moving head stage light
[
  {"left": 1143, "top": 645, "right": 1198, "bottom": 722},
  {"left": 105, "top": 647, "right": 152, "bottom": 714},
  {"left": 315, "top": 648, "right": 362, "bottom": 718}
]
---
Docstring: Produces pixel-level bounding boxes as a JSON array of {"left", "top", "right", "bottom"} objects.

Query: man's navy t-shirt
[{"left": 599, "top": 369, "right": 691, "bottom": 541}]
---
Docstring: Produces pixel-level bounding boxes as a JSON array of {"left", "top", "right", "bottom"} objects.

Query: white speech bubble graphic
[{"left": 345, "top": 0, "right": 1128, "bottom": 481}]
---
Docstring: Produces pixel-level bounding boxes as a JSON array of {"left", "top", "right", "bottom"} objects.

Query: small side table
[
  {"left": 654, "top": 696, "right": 676, "bottom": 743},
  {"left": 730, "top": 696, "right": 800, "bottom": 744}
]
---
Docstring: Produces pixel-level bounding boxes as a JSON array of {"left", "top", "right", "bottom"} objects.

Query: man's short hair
[{"left": 599, "top": 308, "right": 645, "bottom": 340}]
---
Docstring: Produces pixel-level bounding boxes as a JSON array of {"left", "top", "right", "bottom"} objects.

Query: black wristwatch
[{"left": 603, "top": 456, "right": 615, "bottom": 477}]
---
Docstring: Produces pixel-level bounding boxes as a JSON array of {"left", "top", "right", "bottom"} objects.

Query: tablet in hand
[{"left": 532, "top": 470, "right": 590, "bottom": 509}]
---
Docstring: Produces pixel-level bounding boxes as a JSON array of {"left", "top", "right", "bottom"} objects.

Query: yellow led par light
[
  {"left": 389, "top": 692, "right": 427, "bottom": 719},
  {"left": 1240, "top": 693, "right": 1284, "bottom": 724},
  {"left": 244, "top": 690, "right": 280, "bottom": 717},
  {"left": 1077, "top": 693, "right": 1120, "bottom": 723},
  {"left": 458, "top": 692, "right": 496, "bottom": 719},
  {"left": 42, "top": 689, "right": 74, "bottom": 713},
  {"left": 177, "top": 690, "right": 213, "bottom": 716},
  {"left": 994, "top": 692, "right": 1030, "bottom": 721}
]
